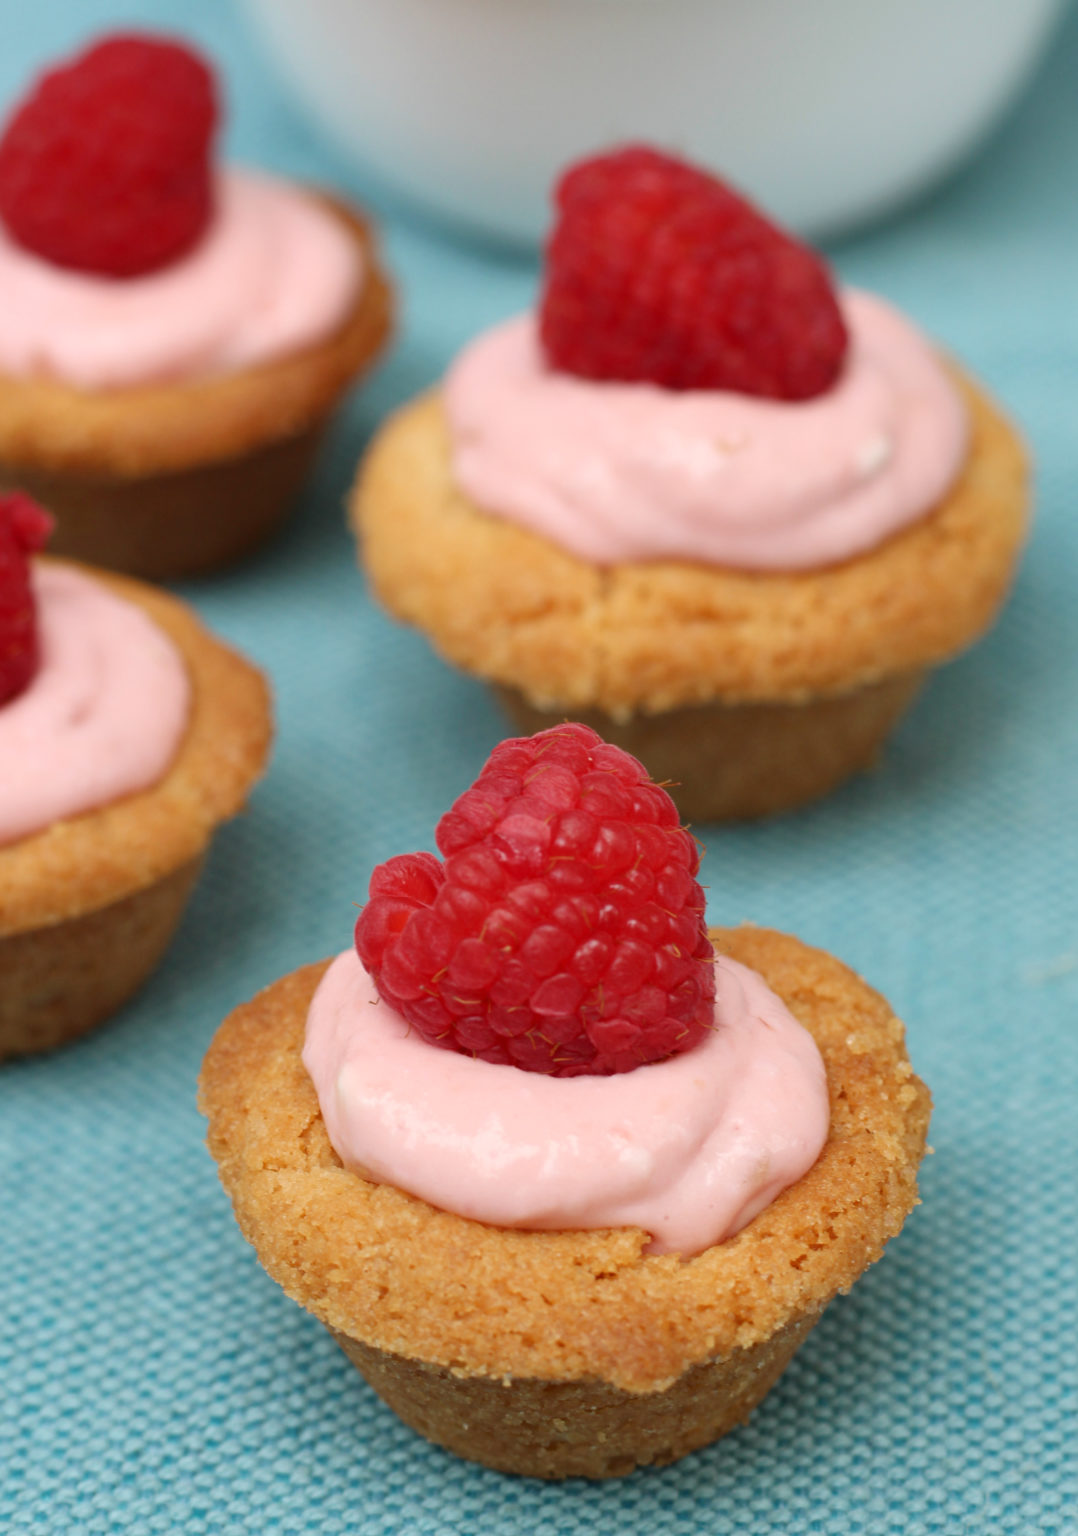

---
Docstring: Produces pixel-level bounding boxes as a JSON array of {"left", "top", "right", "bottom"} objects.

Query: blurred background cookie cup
[
  {"left": 0, "top": 33, "right": 394, "bottom": 581},
  {"left": 0, "top": 562, "right": 272, "bottom": 1058},
  {"left": 352, "top": 355, "right": 1028, "bottom": 823}
]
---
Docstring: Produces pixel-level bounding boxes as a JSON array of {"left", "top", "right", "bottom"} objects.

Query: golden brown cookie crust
[
  {"left": 332, "top": 1308, "right": 818, "bottom": 1478},
  {"left": 199, "top": 926, "right": 930, "bottom": 1397},
  {"left": 0, "top": 561, "right": 272, "bottom": 936},
  {"left": 0, "top": 854, "right": 205, "bottom": 1059},
  {"left": 353, "top": 371, "right": 1028, "bottom": 714},
  {"left": 0, "top": 196, "right": 393, "bottom": 479}
]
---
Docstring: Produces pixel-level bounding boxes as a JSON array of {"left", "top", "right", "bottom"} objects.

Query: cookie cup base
[
  {"left": 494, "top": 670, "right": 924, "bottom": 822},
  {"left": 0, "top": 424, "right": 326, "bottom": 583},
  {"left": 199, "top": 929, "right": 930, "bottom": 1482},
  {"left": 332, "top": 1308, "right": 819, "bottom": 1479},
  {"left": 0, "top": 853, "right": 204, "bottom": 1059}
]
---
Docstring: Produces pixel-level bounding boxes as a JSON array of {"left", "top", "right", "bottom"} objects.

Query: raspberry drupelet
[
  {"left": 0, "top": 492, "right": 52, "bottom": 706},
  {"left": 539, "top": 145, "right": 848, "bottom": 400},
  {"left": 355, "top": 724, "right": 716, "bottom": 1076}
]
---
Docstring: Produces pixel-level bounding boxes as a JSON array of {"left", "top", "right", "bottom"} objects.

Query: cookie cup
[
  {"left": 199, "top": 926, "right": 930, "bottom": 1479},
  {"left": 0, "top": 199, "right": 393, "bottom": 581},
  {"left": 353, "top": 371, "right": 1027, "bottom": 820},
  {"left": 0, "top": 563, "right": 272, "bottom": 1058}
]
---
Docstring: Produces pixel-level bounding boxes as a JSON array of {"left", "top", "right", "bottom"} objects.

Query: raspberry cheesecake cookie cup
[
  {"left": 355, "top": 147, "right": 1028, "bottom": 821},
  {"left": 201, "top": 724, "right": 930, "bottom": 1478},
  {"left": 0, "top": 33, "right": 392, "bottom": 581},
  {"left": 0, "top": 495, "right": 272, "bottom": 1058}
]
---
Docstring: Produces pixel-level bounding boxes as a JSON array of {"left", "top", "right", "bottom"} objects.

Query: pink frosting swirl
[
  {"left": 445, "top": 290, "right": 968, "bottom": 571},
  {"left": 0, "top": 169, "right": 362, "bottom": 389},
  {"left": 303, "top": 950, "right": 829, "bottom": 1257},
  {"left": 0, "top": 566, "right": 190, "bottom": 847}
]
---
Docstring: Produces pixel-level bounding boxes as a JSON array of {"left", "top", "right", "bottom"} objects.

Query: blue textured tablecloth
[{"left": 3, "top": 2, "right": 1077, "bottom": 1531}]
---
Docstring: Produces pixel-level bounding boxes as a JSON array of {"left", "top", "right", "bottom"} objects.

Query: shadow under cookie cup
[
  {"left": 0, "top": 198, "right": 394, "bottom": 583},
  {"left": 198, "top": 926, "right": 931, "bottom": 1479},
  {"left": 353, "top": 369, "right": 1028, "bottom": 822},
  {"left": 0, "top": 563, "right": 273, "bottom": 1058}
]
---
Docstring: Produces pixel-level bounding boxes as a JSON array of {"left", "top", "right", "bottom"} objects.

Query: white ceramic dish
[{"left": 242, "top": 0, "right": 1066, "bottom": 244}]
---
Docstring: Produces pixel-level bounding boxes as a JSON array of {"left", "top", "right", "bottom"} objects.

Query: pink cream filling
[
  {"left": 0, "top": 565, "right": 191, "bottom": 846},
  {"left": 303, "top": 949, "right": 830, "bottom": 1257},
  {"left": 445, "top": 290, "right": 968, "bottom": 571},
  {"left": 0, "top": 169, "right": 363, "bottom": 389}
]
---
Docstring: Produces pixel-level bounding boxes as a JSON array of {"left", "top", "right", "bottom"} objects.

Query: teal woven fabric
[{"left": 2, "top": 2, "right": 1076, "bottom": 1530}]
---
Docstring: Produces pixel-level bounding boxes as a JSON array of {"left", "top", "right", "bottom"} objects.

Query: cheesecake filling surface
[
  {"left": 0, "top": 169, "right": 363, "bottom": 389},
  {"left": 446, "top": 290, "right": 968, "bottom": 571},
  {"left": 0, "top": 566, "right": 191, "bottom": 846}
]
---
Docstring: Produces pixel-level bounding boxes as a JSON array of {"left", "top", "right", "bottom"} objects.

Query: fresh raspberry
[
  {"left": 355, "top": 724, "right": 715, "bottom": 1077},
  {"left": 0, "top": 493, "right": 52, "bottom": 706},
  {"left": 0, "top": 33, "right": 217, "bottom": 278},
  {"left": 539, "top": 145, "right": 848, "bottom": 400}
]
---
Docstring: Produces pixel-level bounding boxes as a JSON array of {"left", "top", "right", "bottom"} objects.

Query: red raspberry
[
  {"left": 355, "top": 724, "right": 716, "bottom": 1077},
  {"left": 539, "top": 145, "right": 848, "bottom": 400},
  {"left": 0, "top": 493, "right": 53, "bottom": 706},
  {"left": 0, "top": 33, "right": 217, "bottom": 278}
]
